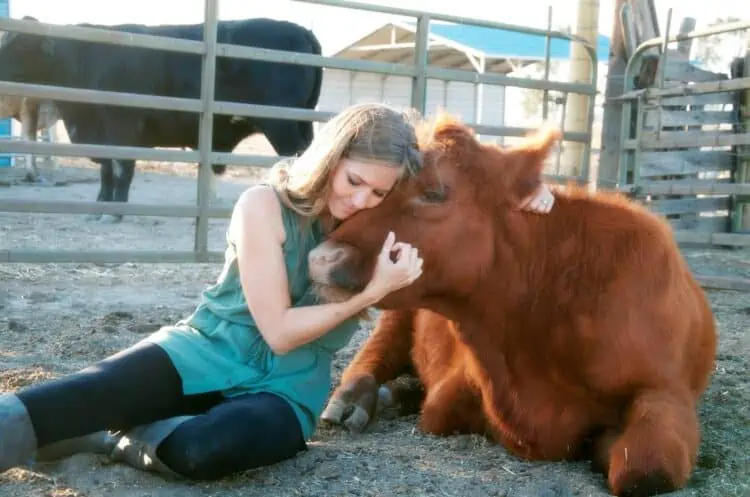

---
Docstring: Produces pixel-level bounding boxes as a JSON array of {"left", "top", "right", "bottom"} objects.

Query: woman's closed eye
[
  {"left": 347, "top": 174, "right": 362, "bottom": 187},
  {"left": 348, "top": 174, "right": 388, "bottom": 198}
]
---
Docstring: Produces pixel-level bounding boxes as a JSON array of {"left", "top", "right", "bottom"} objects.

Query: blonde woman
[{"left": 0, "top": 103, "right": 555, "bottom": 480}]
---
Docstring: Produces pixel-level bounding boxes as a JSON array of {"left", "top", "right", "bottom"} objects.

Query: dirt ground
[{"left": 0, "top": 159, "right": 748, "bottom": 497}]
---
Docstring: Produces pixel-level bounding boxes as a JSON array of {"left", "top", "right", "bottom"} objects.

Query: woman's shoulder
[{"left": 231, "top": 184, "right": 287, "bottom": 244}]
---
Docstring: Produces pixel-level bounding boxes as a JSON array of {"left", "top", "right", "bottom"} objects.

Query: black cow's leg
[
  {"left": 86, "top": 160, "right": 114, "bottom": 221},
  {"left": 100, "top": 159, "right": 135, "bottom": 224},
  {"left": 258, "top": 119, "right": 308, "bottom": 158}
]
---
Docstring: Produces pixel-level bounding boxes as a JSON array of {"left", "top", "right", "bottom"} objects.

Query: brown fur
[{"left": 308, "top": 113, "right": 717, "bottom": 497}]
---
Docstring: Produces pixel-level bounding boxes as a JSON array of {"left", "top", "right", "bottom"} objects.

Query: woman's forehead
[{"left": 340, "top": 157, "right": 402, "bottom": 190}]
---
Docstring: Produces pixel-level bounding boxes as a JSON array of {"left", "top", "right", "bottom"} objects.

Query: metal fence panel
[{"left": 0, "top": 0, "right": 599, "bottom": 263}]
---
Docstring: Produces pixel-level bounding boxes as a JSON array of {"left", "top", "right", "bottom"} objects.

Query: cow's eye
[{"left": 418, "top": 187, "right": 448, "bottom": 204}]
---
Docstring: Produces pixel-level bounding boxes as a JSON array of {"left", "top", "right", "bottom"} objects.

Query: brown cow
[
  {"left": 308, "top": 114, "right": 717, "bottom": 497},
  {"left": 0, "top": 95, "right": 60, "bottom": 183}
]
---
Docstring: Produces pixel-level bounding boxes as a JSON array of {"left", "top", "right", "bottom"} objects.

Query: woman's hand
[
  {"left": 519, "top": 183, "right": 555, "bottom": 214},
  {"left": 363, "top": 231, "right": 423, "bottom": 302}
]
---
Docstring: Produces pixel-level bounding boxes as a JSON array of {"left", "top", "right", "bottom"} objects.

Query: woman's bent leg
[
  {"left": 17, "top": 341, "right": 217, "bottom": 447},
  {"left": 156, "top": 392, "right": 307, "bottom": 480}
]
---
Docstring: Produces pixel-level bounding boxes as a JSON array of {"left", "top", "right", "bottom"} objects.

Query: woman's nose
[{"left": 351, "top": 191, "right": 368, "bottom": 209}]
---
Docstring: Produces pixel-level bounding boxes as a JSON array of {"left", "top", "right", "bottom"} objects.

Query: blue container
[{"left": 0, "top": 0, "right": 11, "bottom": 167}]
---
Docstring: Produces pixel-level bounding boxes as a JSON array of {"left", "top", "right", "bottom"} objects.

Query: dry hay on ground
[{"left": 0, "top": 162, "right": 748, "bottom": 497}]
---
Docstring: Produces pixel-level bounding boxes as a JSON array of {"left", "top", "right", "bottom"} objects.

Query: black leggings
[{"left": 17, "top": 341, "right": 307, "bottom": 480}]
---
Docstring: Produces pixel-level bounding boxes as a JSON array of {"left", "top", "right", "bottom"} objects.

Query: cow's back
[
  {"left": 47, "top": 18, "right": 322, "bottom": 148},
  {"left": 493, "top": 192, "right": 717, "bottom": 406}
]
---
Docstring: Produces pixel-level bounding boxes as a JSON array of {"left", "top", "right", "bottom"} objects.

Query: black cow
[{"left": 0, "top": 17, "right": 323, "bottom": 222}]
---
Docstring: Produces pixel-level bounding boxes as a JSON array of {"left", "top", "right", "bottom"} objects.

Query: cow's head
[
  {"left": 0, "top": 17, "right": 59, "bottom": 84},
  {"left": 309, "top": 113, "right": 560, "bottom": 310}
]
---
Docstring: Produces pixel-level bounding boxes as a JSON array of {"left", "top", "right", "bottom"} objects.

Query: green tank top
[{"left": 144, "top": 187, "right": 360, "bottom": 439}]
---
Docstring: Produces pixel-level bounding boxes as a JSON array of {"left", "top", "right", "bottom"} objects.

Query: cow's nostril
[{"left": 326, "top": 248, "right": 345, "bottom": 264}]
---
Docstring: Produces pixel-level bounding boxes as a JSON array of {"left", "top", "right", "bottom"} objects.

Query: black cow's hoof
[{"left": 99, "top": 214, "right": 123, "bottom": 224}]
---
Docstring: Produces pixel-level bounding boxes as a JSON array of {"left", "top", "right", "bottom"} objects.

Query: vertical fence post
[
  {"left": 542, "top": 6, "right": 553, "bottom": 121},
  {"left": 582, "top": 54, "right": 598, "bottom": 191},
  {"left": 195, "top": 0, "right": 219, "bottom": 261},
  {"left": 411, "top": 13, "right": 429, "bottom": 116}
]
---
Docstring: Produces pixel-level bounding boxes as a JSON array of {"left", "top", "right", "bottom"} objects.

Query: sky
[{"left": 9, "top": 0, "right": 748, "bottom": 56}]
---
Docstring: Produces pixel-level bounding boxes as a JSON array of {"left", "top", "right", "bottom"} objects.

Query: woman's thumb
[{"left": 380, "top": 231, "right": 396, "bottom": 255}]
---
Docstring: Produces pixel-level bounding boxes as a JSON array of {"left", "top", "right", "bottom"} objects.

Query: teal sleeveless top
[{"left": 144, "top": 188, "right": 361, "bottom": 439}]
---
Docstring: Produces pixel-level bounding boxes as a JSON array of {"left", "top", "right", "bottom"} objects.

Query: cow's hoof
[
  {"left": 85, "top": 214, "right": 103, "bottom": 222},
  {"left": 376, "top": 385, "right": 394, "bottom": 411},
  {"left": 33, "top": 176, "right": 58, "bottom": 187},
  {"left": 320, "top": 399, "right": 347, "bottom": 424},
  {"left": 343, "top": 405, "right": 370, "bottom": 433},
  {"left": 99, "top": 214, "right": 123, "bottom": 224},
  {"left": 615, "top": 470, "right": 675, "bottom": 497}
]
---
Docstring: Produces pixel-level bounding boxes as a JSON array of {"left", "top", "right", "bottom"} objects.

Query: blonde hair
[{"left": 269, "top": 102, "right": 423, "bottom": 218}]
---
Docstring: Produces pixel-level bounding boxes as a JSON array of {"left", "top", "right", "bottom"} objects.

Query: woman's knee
[
  {"left": 157, "top": 435, "right": 228, "bottom": 480},
  {"left": 155, "top": 394, "right": 307, "bottom": 480}
]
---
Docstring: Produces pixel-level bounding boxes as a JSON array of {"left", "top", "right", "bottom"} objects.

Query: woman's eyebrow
[{"left": 351, "top": 172, "right": 390, "bottom": 195}]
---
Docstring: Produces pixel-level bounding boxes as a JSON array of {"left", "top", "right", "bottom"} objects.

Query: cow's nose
[{"left": 309, "top": 246, "right": 344, "bottom": 267}]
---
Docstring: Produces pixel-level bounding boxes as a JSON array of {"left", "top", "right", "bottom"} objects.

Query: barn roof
[{"left": 332, "top": 21, "right": 611, "bottom": 74}]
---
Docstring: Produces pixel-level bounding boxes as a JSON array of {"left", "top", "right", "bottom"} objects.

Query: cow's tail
[{"left": 299, "top": 28, "right": 324, "bottom": 147}]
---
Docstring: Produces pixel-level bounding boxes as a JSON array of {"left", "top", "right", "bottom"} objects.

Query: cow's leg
[
  {"left": 19, "top": 100, "right": 42, "bottom": 183},
  {"left": 39, "top": 125, "right": 59, "bottom": 182},
  {"left": 99, "top": 159, "right": 135, "bottom": 224},
  {"left": 258, "top": 119, "right": 308, "bottom": 158},
  {"left": 86, "top": 160, "right": 114, "bottom": 221},
  {"left": 605, "top": 388, "right": 698, "bottom": 497},
  {"left": 419, "top": 369, "right": 487, "bottom": 436},
  {"left": 321, "top": 309, "right": 417, "bottom": 433}
]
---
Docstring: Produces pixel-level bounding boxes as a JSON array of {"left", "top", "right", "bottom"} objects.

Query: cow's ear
[
  {"left": 509, "top": 126, "right": 560, "bottom": 202},
  {"left": 429, "top": 112, "right": 476, "bottom": 149}
]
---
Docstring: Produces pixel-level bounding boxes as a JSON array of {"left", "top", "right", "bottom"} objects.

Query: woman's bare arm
[{"left": 230, "top": 186, "right": 385, "bottom": 355}]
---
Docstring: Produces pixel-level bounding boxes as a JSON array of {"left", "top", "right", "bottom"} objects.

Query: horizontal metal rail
[
  {"left": 217, "top": 43, "right": 597, "bottom": 95},
  {"left": 0, "top": 199, "right": 232, "bottom": 218},
  {"left": 293, "top": 0, "right": 596, "bottom": 48},
  {"left": 216, "top": 43, "right": 420, "bottom": 77},
  {"left": 0, "top": 81, "right": 336, "bottom": 122},
  {"left": 624, "top": 132, "right": 750, "bottom": 150},
  {"left": 620, "top": 182, "right": 750, "bottom": 196},
  {"left": 0, "top": 139, "right": 200, "bottom": 163},
  {"left": 0, "top": 128, "right": 592, "bottom": 171},
  {"left": 0, "top": 17, "right": 205, "bottom": 54},
  {"left": 0, "top": 82, "right": 593, "bottom": 143},
  {"left": 0, "top": 81, "right": 202, "bottom": 113},
  {"left": 423, "top": 66, "right": 597, "bottom": 95},
  {"left": 0, "top": 175, "right": 589, "bottom": 218},
  {"left": 614, "top": 76, "right": 750, "bottom": 101},
  {"left": 0, "top": 250, "right": 226, "bottom": 264},
  {"left": 672, "top": 231, "right": 750, "bottom": 248}
]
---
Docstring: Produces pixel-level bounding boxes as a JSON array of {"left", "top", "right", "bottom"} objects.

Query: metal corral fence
[
  {"left": 0, "top": 0, "right": 598, "bottom": 264},
  {"left": 614, "top": 13, "right": 750, "bottom": 251}
]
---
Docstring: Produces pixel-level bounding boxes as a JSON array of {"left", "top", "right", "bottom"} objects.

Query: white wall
[{"left": 317, "top": 68, "right": 506, "bottom": 144}]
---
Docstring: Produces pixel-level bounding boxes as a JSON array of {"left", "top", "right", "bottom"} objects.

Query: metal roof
[{"left": 333, "top": 21, "right": 611, "bottom": 75}]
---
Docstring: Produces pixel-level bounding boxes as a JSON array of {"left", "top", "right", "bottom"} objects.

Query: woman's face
[{"left": 327, "top": 157, "right": 401, "bottom": 220}]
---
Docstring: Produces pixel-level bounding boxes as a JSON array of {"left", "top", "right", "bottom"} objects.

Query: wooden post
[{"left": 560, "top": 0, "right": 600, "bottom": 178}]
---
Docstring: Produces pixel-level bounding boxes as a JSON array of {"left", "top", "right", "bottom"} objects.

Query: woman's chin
[{"left": 330, "top": 206, "right": 355, "bottom": 221}]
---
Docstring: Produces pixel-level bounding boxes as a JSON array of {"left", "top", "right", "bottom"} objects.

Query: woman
[{"left": 0, "top": 103, "right": 555, "bottom": 480}]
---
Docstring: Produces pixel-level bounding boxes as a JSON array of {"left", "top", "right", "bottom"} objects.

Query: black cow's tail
[{"left": 299, "top": 28, "right": 323, "bottom": 148}]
